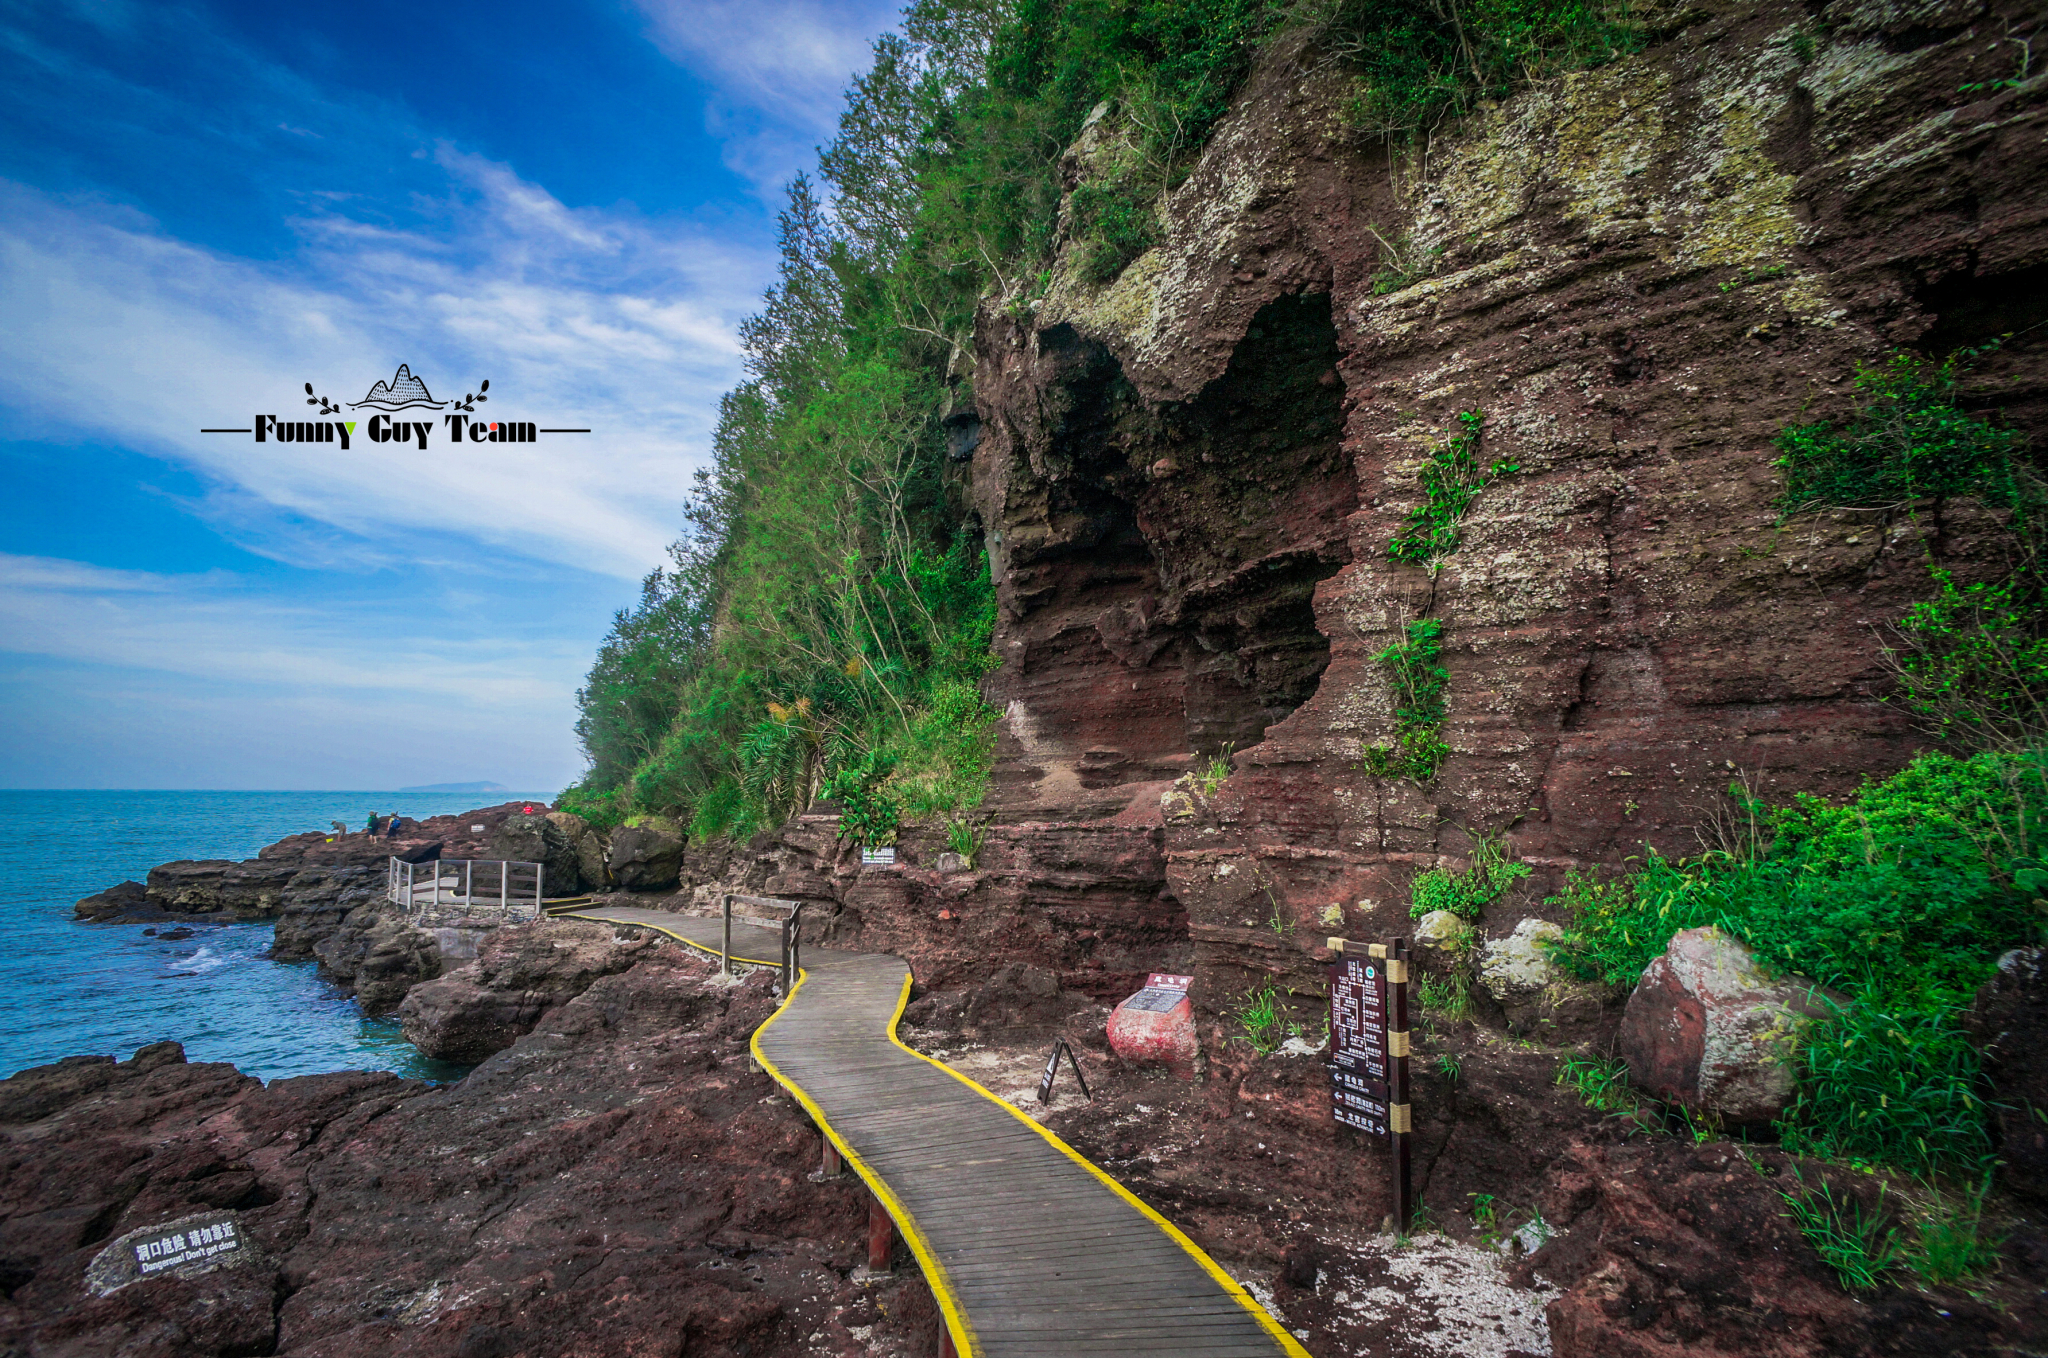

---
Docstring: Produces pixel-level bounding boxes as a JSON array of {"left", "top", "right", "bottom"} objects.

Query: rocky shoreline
[{"left": 7, "top": 806, "right": 2041, "bottom": 1356}]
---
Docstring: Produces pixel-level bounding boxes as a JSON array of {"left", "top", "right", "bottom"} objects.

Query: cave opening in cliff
[
  {"left": 1152, "top": 292, "right": 1356, "bottom": 759},
  {"left": 986, "top": 295, "right": 1356, "bottom": 813}
]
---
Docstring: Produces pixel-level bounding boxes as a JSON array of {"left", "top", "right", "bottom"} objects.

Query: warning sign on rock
[{"left": 85, "top": 1211, "right": 259, "bottom": 1297}]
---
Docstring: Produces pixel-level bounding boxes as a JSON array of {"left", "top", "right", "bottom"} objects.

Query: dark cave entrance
[{"left": 993, "top": 293, "right": 1355, "bottom": 807}]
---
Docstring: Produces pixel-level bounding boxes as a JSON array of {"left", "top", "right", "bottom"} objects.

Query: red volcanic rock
[
  {"left": 1618, "top": 927, "right": 1831, "bottom": 1126},
  {"left": 398, "top": 918, "right": 663, "bottom": 1063},
  {"left": 1966, "top": 946, "right": 2048, "bottom": 1205},
  {"left": 0, "top": 953, "right": 947, "bottom": 1358},
  {"left": 1107, "top": 980, "right": 1199, "bottom": 1079}
]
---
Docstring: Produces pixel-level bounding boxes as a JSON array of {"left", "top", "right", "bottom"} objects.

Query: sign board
[
  {"left": 860, "top": 846, "right": 896, "bottom": 866},
  {"left": 85, "top": 1211, "right": 256, "bottom": 1297},
  {"left": 1327, "top": 937, "right": 1414, "bottom": 1233},
  {"left": 1144, "top": 973, "right": 1193, "bottom": 992},
  {"left": 1120, "top": 987, "right": 1188, "bottom": 1014},
  {"left": 1036, "top": 1040, "right": 1091, "bottom": 1104}
]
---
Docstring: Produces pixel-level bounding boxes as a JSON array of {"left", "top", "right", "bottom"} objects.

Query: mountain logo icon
[{"left": 349, "top": 364, "right": 448, "bottom": 412}]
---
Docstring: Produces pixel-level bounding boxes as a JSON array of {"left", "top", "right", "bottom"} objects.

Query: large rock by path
[
  {"left": 608, "top": 822, "right": 684, "bottom": 891},
  {"left": 487, "top": 810, "right": 584, "bottom": 896},
  {"left": 1966, "top": 946, "right": 2048, "bottom": 1205},
  {"left": 1618, "top": 926, "right": 1831, "bottom": 1127},
  {"left": 398, "top": 920, "right": 663, "bottom": 1063}
]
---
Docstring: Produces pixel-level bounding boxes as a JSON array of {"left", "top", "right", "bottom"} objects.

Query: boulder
[
  {"left": 312, "top": 904, "right": 442, "bottom": 1013},
  {"left": 268, "top": 866, "right": 382, "bottom": 960},
  {"left": 1477, "top": 917, "right": 1608, "bottom": 1039},
  {"left": 935, "top": 852, "right": 971, "bottom": 874},
  {"left": 488, "top": 811, "right": 582, "bottom": 896},
  {"left": 1618, "top": 926, "right": 1831, "bottom": 1126},
  {"left": 1412, "top": 909, "right": 1469, "bottom": 956},
  {"left": 398, "top": 920, "right": 662, "bottom": 1063},
  {"left": 572, "top": 827, "right": 609, "bottom": 891},
  {"left": 1965, "top": 946, "right": 2048, "bottom": 1205},
  {"left": 608, "top": 823, "right": 683, "bottom": 892},
  {"left": 73, "top": 881, "right": 156, "bottom": 923}
]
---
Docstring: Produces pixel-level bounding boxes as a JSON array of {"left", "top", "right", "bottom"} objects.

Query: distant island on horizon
[{"left": 396, "top": 781, "right": 513, "bottom": 794}]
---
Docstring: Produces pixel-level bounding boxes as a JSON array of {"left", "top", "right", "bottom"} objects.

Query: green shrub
[
  {"left": 1776, "top": 997, "right": 1993, "bottom": 1180},
  {"left": 822, "top": 751, "right": 903, "bottom": 848},
  {"left": 1556, "top": 1055, "right": 1638, "bottom": 1114},
  {"left": 1234, "top": 983, "right": 1296, "bottom": 1053},
  {"left": 1551, "top": 749, "right": 2045, "bottom": 1177},
  {"left": 555, "top": 781, "right": 627, "bottom": 833},
  {"left": 1778, "top": 1170, "right": 1902, "bottom": 1292},
  {"left": 1417, "top": 970, "right": 1474, "bottom": 1021},
  {"left": 1314, "top": 0, "right": 1640, "bottom": 138},
  {"left": 1776, "top": 344, "right": 2045, "bottom": 751},
  {"left": 1903, "top": 1176, "right": 2005, "bottom": 1286},
  {"left": 1409, "top": 832, "right": 1529, "bottom": 919},
  {"left": 1774, "top": 347, "right": 2029, "bottom": 516}
]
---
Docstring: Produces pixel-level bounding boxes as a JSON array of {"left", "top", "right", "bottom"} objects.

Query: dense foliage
[
  {"left": 1777, "top": 344, "right": 2047, "bottom": 749},
  {"left": 566, "top": 0, "right": 1641, "bottom": 840},
  {"left": 1554, "top": 748, "right": 2046, "bottom": 1176}
]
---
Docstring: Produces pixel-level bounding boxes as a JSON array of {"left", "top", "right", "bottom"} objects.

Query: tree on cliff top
[{"left": 562, "top": 0, "right": 1640, "bottom": 840}]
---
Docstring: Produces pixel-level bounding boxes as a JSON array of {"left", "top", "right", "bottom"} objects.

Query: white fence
[{"left": 388, "top": 857, "right": 544, "bottom": 919}]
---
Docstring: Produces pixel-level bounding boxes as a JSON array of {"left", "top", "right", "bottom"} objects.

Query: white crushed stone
[{"left": 1329, "top": 1234, "right": 1556, "bottom": 1357}]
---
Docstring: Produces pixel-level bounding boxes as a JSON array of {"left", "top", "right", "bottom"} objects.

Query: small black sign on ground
[{"left": 1036, "top": 1039, "right": 1091, "bottom": 1104}]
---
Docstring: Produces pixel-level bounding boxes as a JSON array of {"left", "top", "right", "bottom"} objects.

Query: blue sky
[{"left": 0, "top": 0, "right": 900, "bottom": 789}]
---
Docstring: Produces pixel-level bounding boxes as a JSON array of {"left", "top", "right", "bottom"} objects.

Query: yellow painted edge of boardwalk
[
  {"left": 753, "top": 969, "right": 1312, "bottom": 1358},
  {"left": 752, "top": 969, "right": 984, "bottom": 1358}
]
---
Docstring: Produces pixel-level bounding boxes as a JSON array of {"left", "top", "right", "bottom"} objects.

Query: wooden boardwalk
[{"left": 558, "top": 903, "right": 1306, "bottom": 1358}]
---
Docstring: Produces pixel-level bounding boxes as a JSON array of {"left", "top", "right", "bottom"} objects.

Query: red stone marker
[{"left": 1106, "top": 972, "right": 1198, "bottom": 1079}]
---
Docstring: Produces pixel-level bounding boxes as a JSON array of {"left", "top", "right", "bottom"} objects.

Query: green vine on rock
[
  {"left": 1389, "top": 411, "right": 1516, "bottom": 572},
  {"left": 1364, "top": 411, "right": 1517, "bottom": 782},
  {"left": 1360, "top": 618, "right": 1450, "bottom": 780}
]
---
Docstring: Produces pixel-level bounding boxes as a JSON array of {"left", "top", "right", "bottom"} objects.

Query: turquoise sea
[{"left": 0, "top": 790, "right": 554, "bottom": 1084}]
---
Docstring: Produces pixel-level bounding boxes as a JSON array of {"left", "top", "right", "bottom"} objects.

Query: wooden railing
[
  {"left": 723, "top": 892, "right": 804, "bottom": 995},
  {"left": 388, "top": 857, "right": 544, "bottom": 919}
]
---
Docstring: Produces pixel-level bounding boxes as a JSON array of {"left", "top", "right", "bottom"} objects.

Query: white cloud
[
  {"left": 632, "top": 0, "right": 900, "bottom": 195},
  {"left": 0, "top": 553, "right": 582, "bottom": 704},
  {"left": 0, "top": 164, "right": 774, "bottom": 581}
]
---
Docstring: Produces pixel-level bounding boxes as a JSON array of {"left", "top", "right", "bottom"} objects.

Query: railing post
[
  {"left": 465, "top": 859, "right": 472, "bottom": 903},
  {"left": 779, "top": 916, "right": 791, "bottom": 996},
  {"left": 500, "top": 860, "right": 507, "bottom": 910},
  {"left": 867, "top": 1194, "right": 894, "bottom": 1273},
  {"left": 535, "top": 862, "right": 544, "bottom": 918},
  {"left": 791, "top": 902, "right": 802, "bottom": 990},
  {"left": 722, "top": 894, "right": 733, "bottom": 977}
]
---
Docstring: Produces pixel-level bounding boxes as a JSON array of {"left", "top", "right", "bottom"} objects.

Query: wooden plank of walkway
[{"left": 558, "top": 904, "right": 1305, "bottom": 1358}]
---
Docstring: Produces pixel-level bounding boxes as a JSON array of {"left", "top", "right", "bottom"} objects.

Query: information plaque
[{"left": 1328, "top": 936, "right": 1414, "bottom": 1233}]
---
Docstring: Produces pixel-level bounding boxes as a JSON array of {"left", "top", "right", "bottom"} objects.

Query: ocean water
[{"left": 0, "top": 790, "right": 554, "bottom": 1084}]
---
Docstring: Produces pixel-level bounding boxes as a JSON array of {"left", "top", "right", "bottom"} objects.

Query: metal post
[
  {"left": 1389, "top": 936, "right": 1413, "bottom": 1236},
  {"left": 722, "top": 894, "right": 733, "bottom": 977},
  {"left": 432, "top": 859, "right": 441, "bottom": 907},
  {"left": 465, "top": 859, "right": 472, "bottom": 904},
  {"left": 791, "top": 902, "right": 802, "bottom": 989},
  {"left": 499, "top": 861, "right": 507, "bottom": 910},
  {"left": 536, "top": 862, "right": 544, "bottom": 918}
]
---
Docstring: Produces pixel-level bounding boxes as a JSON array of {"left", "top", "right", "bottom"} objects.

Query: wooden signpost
[{"left": 1327, "top": 935, "right": 1412, "bottom": 1234}]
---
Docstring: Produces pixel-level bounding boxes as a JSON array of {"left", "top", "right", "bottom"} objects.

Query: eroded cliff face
[{"left": 962, "top": 0, "right": 2048, "bottom": 1007}]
